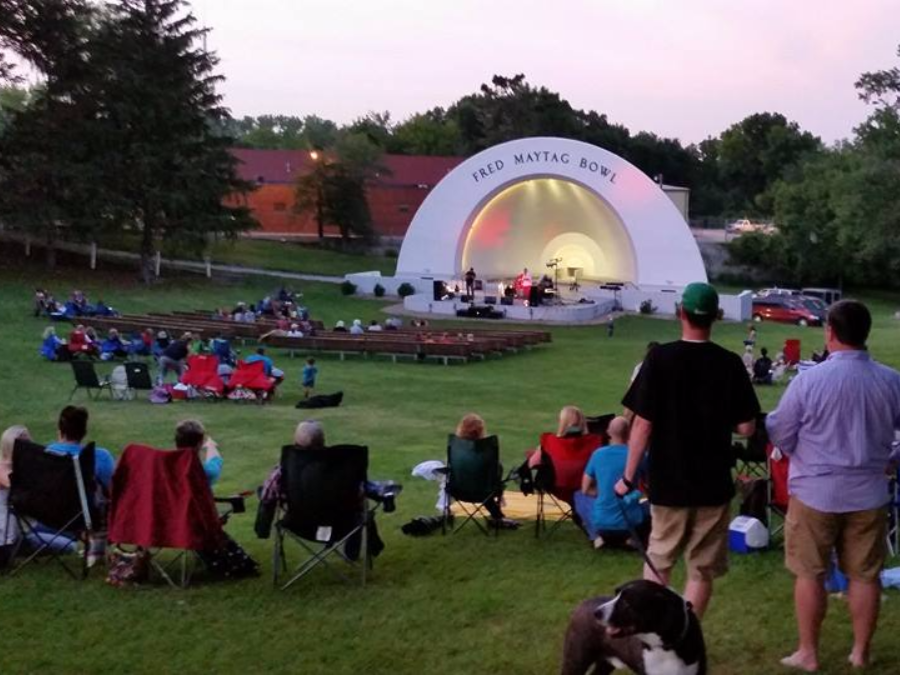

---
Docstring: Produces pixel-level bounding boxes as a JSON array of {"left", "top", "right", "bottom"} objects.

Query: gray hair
[{"left": 294, "top": 420, "right": 324, "bottom": 448}]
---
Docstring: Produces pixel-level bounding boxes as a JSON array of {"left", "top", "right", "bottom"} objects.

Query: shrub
[
  {"left": 383, "top": 248, "right": 398, "bottom": 259},
  {"left": 340, "top": 280, "right": 357, "bottom": 296},
  {"left": 373, "top": 283, "right": 385, "bottom": 297},
  {"left": 397, "top": 282, "right": 415, "bottom": 298},
  {"left": 639, "top": 299, "right": 657, "bottom": 315}
]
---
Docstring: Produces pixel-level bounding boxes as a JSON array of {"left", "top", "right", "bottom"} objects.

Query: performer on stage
[
  {"left": 464, "top": 267, "right": 476, "bottom": 299},
  {"left": 516, "top": 267, "right": 533, "bottom": 300}
]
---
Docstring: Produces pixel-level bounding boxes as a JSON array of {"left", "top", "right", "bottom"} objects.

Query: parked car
[
  {"left": 752, "top": 294, "right": 823, "bottom": 326},
  {"left": 801, "top": 287, "right": 842, "bottom": 306},
  {"left": 794, "top": 296, "right": 828, "bottom": 323},
  {"left": 756, "top": 287, "right": 801, "bottom": 298},
  {"left": 726, "top": 219, "right": 777, "bottom": 235}
]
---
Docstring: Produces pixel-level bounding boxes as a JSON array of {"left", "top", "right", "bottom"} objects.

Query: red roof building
[{"left": 230, "top": 148, "right": 463, "bottom": 239}]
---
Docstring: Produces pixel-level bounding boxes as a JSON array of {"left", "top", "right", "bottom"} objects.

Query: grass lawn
[
  {"left": 205, "top": 238, "right": 397, "bottom": 277},
  {"left": 1, "top": 257, "right": 899, "bottom": 674}
]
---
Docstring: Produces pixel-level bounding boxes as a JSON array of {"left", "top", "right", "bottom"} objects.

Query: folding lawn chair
[
  {"left": 767, "top": 444, "right": 790, "bottom": 544},
  {"left": 124, "top": 361, "right": 154, "bottom": 399},
  {"left": 734, "top": 413, "right": 769, "bottom": 480},
  {"left": 273, "top": 444, "right": 383, "bottom": 591},
  {"left": 442, "top": 434, "right": 507, "bottom": 536},
  {"left": 5, "top": 439, "right": 99, "bottom": 579},
  {"left": 227, "top": 359, "right": 274, "bottom": 402},
  {"left": 533, "top": 432, "right": 603, "bottom": 538},
  {"left": 888, "top": 468, "right": 899, "bottom": 556},
  {"left": 180, "top": 354, "right": 225, "bottom": 400},
  {"left": 108, "top": 444, "right": 248, "bottom": 588},
  {"left": 69, "top": 360, "right": 112, "bottom": 401}
]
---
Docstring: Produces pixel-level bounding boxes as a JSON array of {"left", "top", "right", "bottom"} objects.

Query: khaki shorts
[
  {"left": 648, "top": 504, "right": 731, "bottom": 582},
  {"left": 785, "top": 497, "right": 887, "bottom": 582}
]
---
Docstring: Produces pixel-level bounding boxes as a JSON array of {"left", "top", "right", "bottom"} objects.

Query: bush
[
  {"left": 373, "top": 283, "right": 385, "bottom": 297},
  {"left": 397, "top": 282, "right": 415, "bottom": 298},
  {"left": 383, "top": 248, "right": 398, "bottom": 259},
  {"left": 340, "top": 280, "right": 357, "bottom": 296},
  {"left": 639, "top": 299, "right": 657, "bottom": 315}
]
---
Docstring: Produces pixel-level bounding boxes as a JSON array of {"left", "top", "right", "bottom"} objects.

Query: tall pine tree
[{"left": 90, "top": 0, "right": 255, "bottom": 282}]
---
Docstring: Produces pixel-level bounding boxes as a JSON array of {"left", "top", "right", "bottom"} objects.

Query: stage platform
[{"left": 402, "top": 294, "right": 617, "bottom": 324}]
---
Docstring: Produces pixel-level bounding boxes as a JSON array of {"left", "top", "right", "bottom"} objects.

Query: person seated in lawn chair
[
  {"left": 107, "top": 419, "right": 258, "bottom": 585},
  {"left": 100, "top": 329, "right": 130, "bottom": 361},
  {"left": 67, "top": 325, "right": 99, "bottom": 359},
  {"left": 244, "top": 347, "right": 284, "bottom": 384},
  {"left": 453, "top": 414, "right": 519, "bottom": 529},
  {"left": 573, "top": 416, "right": 650, "bottom": 550},
  {"left": 127, "top": 328, "right": 154, "bottom": 358},
  {"left": 40, "top": 326, "right": 69, "bottom": 361},
  {"left": 255, "top": 420, "right": 392, "bottom": 556}
]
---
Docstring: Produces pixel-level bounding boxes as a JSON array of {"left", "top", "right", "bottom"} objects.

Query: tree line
[{"left": 2, "top": 1, "right": 899, "bottom": 287}]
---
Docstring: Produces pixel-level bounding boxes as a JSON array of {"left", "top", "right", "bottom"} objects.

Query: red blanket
[{"left": 108, "top": 444, "right": 224, "bottom": 551}]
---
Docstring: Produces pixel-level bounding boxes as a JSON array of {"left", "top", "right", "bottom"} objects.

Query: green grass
[
  {"left": 206, "top": 238, "right": 397, "bottom": 277},
  {"left": 1, "top": 257, "right": 899, "bottom": 674}
]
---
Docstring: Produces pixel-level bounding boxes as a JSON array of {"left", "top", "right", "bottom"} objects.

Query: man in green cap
[{"left": 616, "top": 282, "right": 760, "bottom": 619}]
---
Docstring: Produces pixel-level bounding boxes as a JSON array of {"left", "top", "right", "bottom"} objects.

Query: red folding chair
[
  {"left": 534, "top": 432, "right": 603, "bottom": 537},
  {"left": 783, "top": 339, "right": 801, "bottom": 366},
  {"left": 766, "top": 443, "right": 790, "bottom": 543},
  {"left": 180, "top": 354, "right": 225, "bottom": 398},
  {"left": 108, "top": 444, "right": 227, "bottom": 587},
  {"left": 227, "top": 359, "right": 275, "bottom": 402}
]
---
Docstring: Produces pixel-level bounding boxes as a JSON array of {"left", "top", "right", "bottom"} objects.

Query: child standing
[{"left": 301, "top": 357, "right": 318, "bottom": 399}]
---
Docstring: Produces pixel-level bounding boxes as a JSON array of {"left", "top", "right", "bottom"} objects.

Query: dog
[{"left": 561, "top": 580, "right": 706, "bottom": 675}]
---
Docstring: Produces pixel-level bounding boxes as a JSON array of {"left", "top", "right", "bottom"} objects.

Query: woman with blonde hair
[{"left": 1, "top": 425, "right": 30, "bottom": 557}]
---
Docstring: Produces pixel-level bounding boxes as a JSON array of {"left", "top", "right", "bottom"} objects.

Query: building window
[
  {"left": 398, "top": 204, "right": 410, "bottom": 213},
  {"left": 273, "top": 202, "right": 287, "bottom": 212}
]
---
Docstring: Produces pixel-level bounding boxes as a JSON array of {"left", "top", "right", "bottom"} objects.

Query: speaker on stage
[
  {"left": 500, "top": 297, "right": 513, "bottom": 306},
  {"left": 529, "top": 286, "right": 542, "bottom": 306},
  {"left": 432, "top": 280, "right": 444, "bottom": 301},
  {"left": 484, "top": 296, "right": 497, "bottom": 305},
  {"left": 474, "top": 280, "right": 484, "bottom": 291}
]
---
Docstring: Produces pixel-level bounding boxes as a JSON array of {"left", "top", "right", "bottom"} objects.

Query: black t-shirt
[
  {"left": 622, "top": 340, "right": 760, "bottom": 507},
  {"left": 163, "top": 339, "right": 189, "bottom": 361},
  {"left": 753, "top": 356, "right": 773, "bottom": 379}
]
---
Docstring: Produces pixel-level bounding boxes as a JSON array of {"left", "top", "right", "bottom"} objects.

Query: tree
[
  {"left": 294, "top": 132, "right": 384, "bottom": 245},
  {"left": 88, "top": 0, "right": 255, "bottom": 282},
  {"left": 716, "top": 112, "right": 821, "bottom": 216},
  {"left": 392, "top": 108, "right": 461, "bottom": 155},
  {"left": 0, "top": 84, "right": 30, "bottom": 134}
]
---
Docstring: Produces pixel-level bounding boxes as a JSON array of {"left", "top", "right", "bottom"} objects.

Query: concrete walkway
[{"left": 1, "top": 232, "right": 345, "bottom": 283}]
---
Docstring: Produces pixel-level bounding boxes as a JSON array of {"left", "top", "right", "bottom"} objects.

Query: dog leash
[
  {"left": 615, "top": 494, "right": 667, "bottom": 586},
  {"left": 616, "top": 495, "right": 695, "bottom": 646}
]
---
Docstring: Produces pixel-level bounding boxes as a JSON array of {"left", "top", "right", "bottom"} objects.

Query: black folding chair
[
  {"left": 442, "top": 434, "right": 506, "bottom": 536},
  {"left": 5, "top": 439, "right": 98, "bottom": 579},
  {"left": 734, "top": 412, "right": 769, "bottom": 479},
  {"left": 273, "top": 444, "right": 387, "bottom": 591},
  {"left": 69, "top": 361, "right": 112, "bottom": 401},
  {"left": 124, "top": 361, "right": 154, "bottom": 399}
]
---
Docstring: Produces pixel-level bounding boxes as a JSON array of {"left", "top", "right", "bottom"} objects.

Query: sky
[{"left": 11, "top": 1, "right": 900, "bottom": 144}]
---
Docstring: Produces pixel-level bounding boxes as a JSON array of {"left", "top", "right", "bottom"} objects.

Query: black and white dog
[{"left": 561, "top": 580, "right": 706, "bottom": 675}]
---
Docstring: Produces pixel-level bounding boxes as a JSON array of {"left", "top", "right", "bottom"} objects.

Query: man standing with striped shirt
[{"left": 767, "top": 300, "right": 900, "bottom": 672}]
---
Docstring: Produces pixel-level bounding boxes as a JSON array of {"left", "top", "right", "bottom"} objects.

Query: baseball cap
[{"left": 681, "top": 282, "right": 719, "bottom": 316}]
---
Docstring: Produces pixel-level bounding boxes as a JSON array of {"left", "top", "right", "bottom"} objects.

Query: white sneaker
[{"left": 593, "top": 536, "right": 605, "bottom": 550}]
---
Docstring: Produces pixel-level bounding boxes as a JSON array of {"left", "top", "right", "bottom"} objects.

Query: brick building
[{"left": 230, "top": 148, "right": 463, "bottom": 239}]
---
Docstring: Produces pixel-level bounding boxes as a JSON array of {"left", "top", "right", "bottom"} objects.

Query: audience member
[
  {"left": 742, "top": 344, "right": 755, "bottom": 376},
  {"left": 528, "top": 405, "right": 588, "bottom": 469},
  {"left": 766, "top": 300, "right": 900, "bottom": 672},
  {"left": 302, "top": 358, "right": 318, "bottom": 399},
  {"left": 349, "top": 319, "right": 365, "bottom": 335},
  {"left": 174, "top": 419, "right": 223, "bottom": 486},
  {"left": 153, "top": 330, "right": 171, "bottom": 358},
  {"left": 40, "top": 326, "right": 67, "bottom": 361},
  {"left": 333, "top": 320, "right": 348, "bottom": 333},
  {"left": 286, "top": 323, "right": 304, "bottom": 338},
  {"left": 617, "top": 282, "right": 760, "bottom": 619},
  {"left": 67, "top": 325, "right": 98, "bottom": 358},
  {"left": 454, "top": 413, "right": 518, "bottom": 529},
  {"left": 752, "top": 347, "right": 774, "bottom": 384},
  {"left": 245, "top": 347, "right": 284, "bottom": 382},
  {"left": 158, "top": 332, "right": 192, "bottom": 385},
  {"left": 574, "top": 416, "right": 649, "bottom": 549},
  {"left": 100, "top": 329, "right": 129, "bottom": 361},
  {"left": 0, "top": 425, "right": 29, "bottom": 558},
  {"left": 367, "top": 320, "right": 383, "bottom": 332},
  {"left": 46, "top": 406, "right": 115, "bottom": 491}
]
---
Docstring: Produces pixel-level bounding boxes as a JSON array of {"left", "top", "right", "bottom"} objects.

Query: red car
[{"left": 752, "top": 295, "right": 822, "bottom": 326}]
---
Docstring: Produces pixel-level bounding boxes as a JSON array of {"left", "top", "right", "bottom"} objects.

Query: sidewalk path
[{"left": 1, "top": 232, "right": 345, "bottom": 283}]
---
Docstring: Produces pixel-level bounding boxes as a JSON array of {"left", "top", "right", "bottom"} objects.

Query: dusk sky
[{"left": 190, "top": 0, "right": 900, "bottom": 145}]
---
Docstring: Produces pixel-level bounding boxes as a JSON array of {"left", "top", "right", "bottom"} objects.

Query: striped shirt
[{"left": 766, "top": 350, "right": 900, "bottom": 513}]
